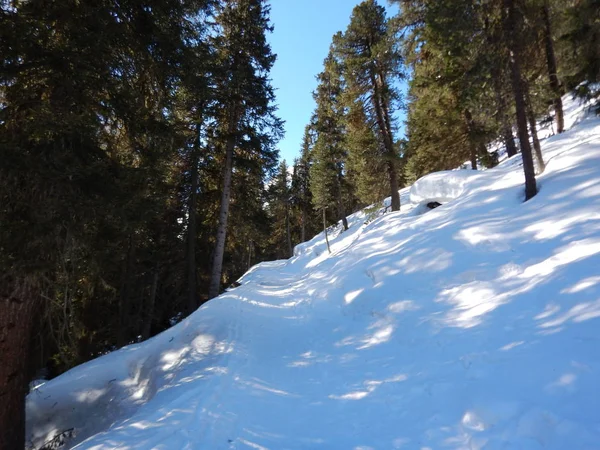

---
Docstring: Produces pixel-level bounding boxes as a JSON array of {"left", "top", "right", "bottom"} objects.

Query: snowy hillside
[{"left": 28, "top": 94, "right": 600, "bottom": 450}]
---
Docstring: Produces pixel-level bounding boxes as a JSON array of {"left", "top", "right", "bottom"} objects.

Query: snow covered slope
[{"left": 27, "top": 94, "right": 600, "bottom": 450}]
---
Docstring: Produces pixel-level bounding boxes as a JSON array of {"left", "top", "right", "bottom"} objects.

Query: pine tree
[
  {"left": 310, "top": 48, "right": 349, "bottom": 231},
  {"left": 541, "top": 0, "right": 565, "bottom": 133},
  {"left": 0, "top": 0, "right": 213, "bottom": 444},
  {"left": 267, "top": 161, "right": 293, "bottom": 259},
  {"left": 336, "top": 0, "right": 404, "bottom": 211},
  {"left": 503, "top": 0, "right": 538, "bottom": 200},
  {"left": 207, "top": 0, "right": 282, "bottom": 299},
  {"left": 559, "top": 0, "right": 600, "bottom": 99},
  {"left": 290, "top": 126, "right": 316, "bottom": 243},
  {"left": 177, "top": 37, "right": 214, "bottom": 314},
  {"left": 0, "top": 3, "right": 127, "bottom": 443},
  {"left": 396, "top": 0, "right": 543, "bottom": 197},
  {"left": 345, "top": 97, "right": 388, "bottom": 205},
  {"left": 484, "top": 13, "right": 520, "bottom": 158}
]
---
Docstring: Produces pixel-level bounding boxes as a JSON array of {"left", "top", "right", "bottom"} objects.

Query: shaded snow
[{"left": 27, "top": 94, "right": 600, "bottom": 450}]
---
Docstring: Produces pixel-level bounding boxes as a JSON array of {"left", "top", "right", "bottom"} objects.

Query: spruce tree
[
  {"left": 0, "top": 0, "right": 213, "bottom": 444},
  {"left": 559, "top": 0, "right": 600, "bottom": 97},
  {"left": 337, "top": 0, "right": 403, "bottom": 211},
  {"left": 207, "top": 0, "right": 282, "bottom": 299},
  {"left": 267, "top": 161, "right": 294, "bottom": 259},
  {"left": 345, "top": 97, "right": 388, "bottom": 205},
  {"left": 291, "top": 126, "right": 316, "bottom": 243},
  {"left": 541, "top": 0, "right": 565, "bottom": 132},
  {"left": 310, "top": 48, "right": 350, "bottom": 231},
  {"left": 503, "top": 0, "right": 538, "bottom": 200}
]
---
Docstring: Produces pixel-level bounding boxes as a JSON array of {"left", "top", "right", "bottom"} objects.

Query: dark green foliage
[
  {"left": 0, "top": 0, "right": 283, "bottom": 444},
  {"left": 0, "top": 0, "right": 596, "bottom": 444},
  {"left": 300, "top": 0, "right": 405, "bottom": 226},
  {"left": 399, "top": 0, "right": 505, "bottom": 181},
  {"left": 335, "top": 0, "right": 404, "bottom": 211},
  {"left": 559, "top": 0, "right": 600, "bottom": 101},
  {"left": 266, "top": 161, "right": 293, "bottom": 259},
  {"left": 290, "top": 127, "right": 319, "bottom": 243},
  {"left": 397, "top": 0, "right": 597, "bottom": 191},
  {"left": 309, "top": 48, "right": 350, "bottom": 230},
  {"left": 207, "top": 0, "right": 283, "bottom": 299},
  {"left": 1, "top": 0, "right": 201, "bottom": 366},
  {"left": 345, "top": 98, "right": 388, "bottom": 205},
  {"left": 397, "top": 0, "right": 552, "bottom": 199}
]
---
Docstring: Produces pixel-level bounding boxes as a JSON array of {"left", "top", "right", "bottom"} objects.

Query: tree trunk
[
  {"left": 542, "top": 0, "right": 564, "bottom": 133},
  {"left": 186, "top": 125, "right": 200, "bottom": 314},
  {"left": 142, "top": 268, "right": 158, "bottom": 340},
  {"left": 336, "top": 174, "right": 348, "bottom": 231},
  {"left": 463, "top": 109, "right": 479, "bottom": 170},
  {"left": 247, "top": 240, "right": 254, "bottom": 270},
  {"left": 469, "top": 149, "right": 478, "bottom": 170},
  {"left": 503, "top": 0, "right": 537, "bottom": 200},
  {"left": 208, "top": 111, "right": 238, "bottom": 299},
  {"left": 485, "top": 15, "right": 519, "bottom": 158},
  {"left": 339, "top": 213, "right": 349, "bottom": 232},
  {"left": 526, "top": 92, "right": 546, "bottom": 173},
  {"left": 387, "top": 159, "right": 400, "bottom": 211},
  {"left": 370, "top": 72, "right": 400, "bottom": 211},
  {"left": 503, "top": 123, "right": 519, "bottom": 157},
  {"left": 117, "top": 234, "right": 134, "bottom": 347},
  {"left": 492, "top": 72, "right": 519, "bottom": 157},
  {"left": 300, "top": 206, "right": 306, "bottom": 243},
  {"left": 285, "top": 202, "right": 293, "bottom": 258},
  {"left": 323, "top": 208, "right": 331, "bottom": 254},
  {"left": 0, "top": 282, "right": 38, "bottom": 450}
]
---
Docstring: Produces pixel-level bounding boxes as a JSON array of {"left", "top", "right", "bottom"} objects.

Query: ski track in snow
[{"left": 26, "top": 94, "right": 600, "bottom": 450}]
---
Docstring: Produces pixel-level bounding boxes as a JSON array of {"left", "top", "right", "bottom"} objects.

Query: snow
[
  {"left": 27, "top": 94, "right": 600, "bottom": 450},
  {"left": 409, "top": 170, "right": 481, "bottom": 206}
]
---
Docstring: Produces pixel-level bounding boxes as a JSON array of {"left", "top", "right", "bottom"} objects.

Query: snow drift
[
  {"left": 27, "top": 93, "right": 600, "bottom": 450},
  {"left": 409, "top": 169, "right": 481, "bottom": 206}
]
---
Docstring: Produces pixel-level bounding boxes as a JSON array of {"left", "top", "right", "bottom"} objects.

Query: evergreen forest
[{"left": 1, "top": 0, "right": 598, "bottom": 448}]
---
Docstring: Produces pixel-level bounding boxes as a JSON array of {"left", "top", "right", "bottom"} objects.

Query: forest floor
[{"left": 27, "top": 93, "right": 600, "bottom": 449}]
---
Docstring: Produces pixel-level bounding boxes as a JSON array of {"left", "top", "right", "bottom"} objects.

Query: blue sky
[{"left": 268, "top": 0, "right": 401, "bottom": 165}]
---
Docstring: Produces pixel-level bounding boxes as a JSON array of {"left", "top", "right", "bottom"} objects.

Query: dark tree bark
[
  {"left": 339, "top": 208, "right": 349, "bottom": 231},
  {"left": 336, "top": 174, "right": 349, "bottom": 231},
  {"left": 387, "top": 160, "right": 400, "bottom": 209},
  {"left": 0, "top": 282, "right": 38, "bottom": 450},
  {"left": 300, "top": 207, "right": 306, "bottom": 243},
  {"left": 503, "top": 0, "right": 537, "bottom": 200},
  {"left": 117, "top": 234, "right": 134, "bottom": 347},
  {"left": 503, "top": 124, "right": 519, "bottom": 157},
  {"left": 542, "top": 0, "right": 565, "bottom": 133},
  {"left": 370, "top": 72, "right": 400, "bottom": 211},
  {"left": 142, "top": 268, "right": 159, "bottom": 340},
  {"left": 485, "top": 15, "right": 519, "bottom": 158},
  {"left": 469, "top": 147, "right": 478, "bottom": 170},
  {"left": 186, "top": 125, "right": 201, "bottom": 314},
  {"left": 323, "top": 208, "right": 331, "bottom": 254},
  {"left": 526, "top": 91, "right": 546, "bottom": 173},
  {"left": 208, "top": 111, "right": 238, "bottom": 299},
  {"left": 247, "top": 240, "right": 254, "bottom": 270},
  {"left": 493, "top": 71, "right": 519, "bottom": 158},
  {"left": 285, "top": 201, "right": 293, "bottom": 258},
  {"left": 463, "top": 109, "right": 479, "bottom": 170}
]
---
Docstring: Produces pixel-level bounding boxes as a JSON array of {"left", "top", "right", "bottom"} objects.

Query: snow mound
[
  {"left": 409, "top": 169, "right": 481, "bottom": 205},
  {"left": 26, "top": 93, "right": 600, "bottom": 450}
]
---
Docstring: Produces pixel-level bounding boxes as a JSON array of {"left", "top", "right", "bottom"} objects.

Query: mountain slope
[{"left": 28, "top": 94, "right": 600, "bottom": 450}]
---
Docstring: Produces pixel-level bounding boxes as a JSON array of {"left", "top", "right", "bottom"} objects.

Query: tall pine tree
[
  {"left": 207, "top": 0, "right": 282, "bottom": 299},
  {"left": 336, "top": 0, "right": 404, "bottom": 211},
  {"left": 310, "top": 48, "right": 350, "bottom": 231}
]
